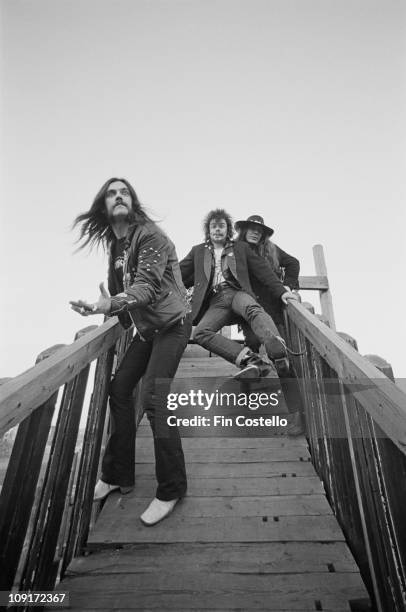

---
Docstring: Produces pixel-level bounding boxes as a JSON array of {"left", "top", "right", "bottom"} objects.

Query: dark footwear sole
[{"left": 233, "top": 364, "right": 261, "bottom": 380}]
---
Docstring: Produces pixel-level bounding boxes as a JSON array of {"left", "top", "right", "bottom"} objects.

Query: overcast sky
[{"left": 1, "top": 0, "right": 405, "bottom": 379}]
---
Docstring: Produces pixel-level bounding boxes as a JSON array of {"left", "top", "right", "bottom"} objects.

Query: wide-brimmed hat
[{"left": 234, "top": 215, "right": 274, "bottom": 237}]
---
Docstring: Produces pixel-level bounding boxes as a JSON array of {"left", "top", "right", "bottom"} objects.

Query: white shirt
[{"left": 212, "top": 246, "right": 225, "bottom": 286}]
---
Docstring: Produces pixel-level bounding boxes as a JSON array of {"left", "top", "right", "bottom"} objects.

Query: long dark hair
[
  {"left": 203, "top": 208, "right": 234, "bottom": 242},
  {"left": 73, "top": 177, "right": 150, "bottom": 251},
  {"left": 236, "top": 227, "right": 280, "bottom": 271}
]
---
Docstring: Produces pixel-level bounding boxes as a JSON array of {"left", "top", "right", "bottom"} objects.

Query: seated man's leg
[
  {"left": 231, "top": 291, "right": 289, "bottom": 372},
  {"left": 194, "top": 289, "right": 245, "bottom": 364},
  {"left": 240, "top": 320, "right": 261, "bottom": 354},
  {"left": 194, "top": 288, "right": 271, "bottom": 378},
  {"left": 238, "top": 313, "right": 305, "bottom": 435}
]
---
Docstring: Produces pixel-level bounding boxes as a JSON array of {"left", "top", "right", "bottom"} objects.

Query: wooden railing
[
  {"left": 0, "top": 318, "right": 132, "bottom": 593},
  {"left": 0, "top": 247, "right": 405, "bottom": 611},
  {"left": 285, "top": 300, "right": 406, "bottom": 612}
]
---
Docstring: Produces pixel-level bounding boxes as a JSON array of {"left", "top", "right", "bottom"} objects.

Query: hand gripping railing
[{"left": 285, "top": 300, "right": 406, "bottom": 612}]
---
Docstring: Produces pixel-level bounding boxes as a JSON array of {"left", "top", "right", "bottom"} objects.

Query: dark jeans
[
  {"left": 241, "top": 321, "right": 304, "bottom": 414},
  {"left": 101, "top": 314, "right": 192, "bottom": 501},
  {"left": 194, "top": 286, "right": 280, "bottom": 364}
]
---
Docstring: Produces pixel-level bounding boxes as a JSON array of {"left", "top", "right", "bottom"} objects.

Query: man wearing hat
[
  {"left": 235, "top": 214, "right": 304, "bottom": 434},
  {"left": 179, "top": 208, "right": 299, "bottom": 379},
  {"left": 234, "top": 215, "right": 300, "bottom": 325}
]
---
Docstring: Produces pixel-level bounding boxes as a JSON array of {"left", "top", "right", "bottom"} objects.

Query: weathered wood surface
[
  {"left": 135, "top": 461, "right": 315, "bottom": 478},
  {"left": 137, "top": 446, "right": 311, "bottom": 462},
  {"left": 298, "top": 274, "right": 329, "bottom": 291},
  {"left": 56, "top": 572, "right": 365, "bottom": 610},
  {"left": 135, "top": 435, "right": 309, "bottom": 449},
  {"left": 127, "top": 475, "right": 325, "bottom": 497},
  {"left": 0, "top": 344, "right": 64, "bottom": 590},
  {"left": 0, "top": 319, "right": 122, "bottom": 435},
  {"left": 68, "top": 541, "right": 360, "bottom": 574},
  {"left": 313, "top": 244, "right": 336, "bottom": 329},
  {"left": 55, "top": 353, "right": 369, "bottom": 610},
  {"left": 286, "top": 300, "right": 406, "bottom": 453}
]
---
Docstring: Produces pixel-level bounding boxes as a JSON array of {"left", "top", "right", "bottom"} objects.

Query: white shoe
[
  {"left": 140, "top": 497, "right": 179, "bottom": 526},
  {"left": 93, "top": 480, "right": 133, "bottom": 502}
]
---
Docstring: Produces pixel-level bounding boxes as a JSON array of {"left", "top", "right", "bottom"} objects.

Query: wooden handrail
[
  {"left": 286, "top": 300, "right": 406, "bottom": 454},
  {"left": 0, "top": 317, "right": 123, "bottom": 436}
]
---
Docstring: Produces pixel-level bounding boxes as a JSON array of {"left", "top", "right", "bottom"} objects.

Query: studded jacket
[{"left": 107, "top": 221, "right": 190, "bottom": 339}]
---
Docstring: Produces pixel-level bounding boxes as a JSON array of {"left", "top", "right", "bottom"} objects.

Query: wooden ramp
[{"left": 59, "top": 352, "right": 370, "bottom": 611}]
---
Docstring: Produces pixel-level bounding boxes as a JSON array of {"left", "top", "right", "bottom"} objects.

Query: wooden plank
[
  {"left": 135, "top": 436, "right": 309, "bottom": 449},
  {"left": 88, "top": 515, "right": 344, "bottom": 546},
  {"left": 136, "top": 447, "right": 311, "bottom": 463},
  {"left": 135, "top": 461, "right": 315, "bottom": 477},
  {"left": 298, "top": 275, "right": 329, "bottom": 291},
  {"left": 68, "top": 541, "right": 361, "bottom": 574},
  {"left": 100, "top": 494, "right": 332, "bottom": 518},
  {"left": 51, "top": 572, "right": 367, "bottom": 609},
  {"left": 286, "top": 300, "right": 406, "bottom": 454},
  {"left": 132, "top": 475, "right": 324, "bottom": 497},
  {"left": 0, "top": 318, "right": 123, "bottom": 435}
]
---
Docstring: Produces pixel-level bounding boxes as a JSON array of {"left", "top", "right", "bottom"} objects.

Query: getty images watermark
[{"left": 165, "top": 389, "right": 288, "bottom": 430}]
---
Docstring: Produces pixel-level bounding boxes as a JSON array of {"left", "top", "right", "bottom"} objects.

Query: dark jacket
[
  {"left": 107, "top": 221, "right": 190, "bottom": 339},
  {"left": 179, "top": 240, "right": 286, "bottom": 324},
  {"left": 250, "top": 244, "right": 300, "bottom": 325}
]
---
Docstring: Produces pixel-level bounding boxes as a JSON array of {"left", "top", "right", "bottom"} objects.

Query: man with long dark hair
[
  {"left": 180, "top": 208, "right": 298, "bottom": 379},
  {"left": 70, "top": 178, "right": 192, "bottom": 526},
  {"left": 235, "top": 215, "right": 304, "bottom": 435}
]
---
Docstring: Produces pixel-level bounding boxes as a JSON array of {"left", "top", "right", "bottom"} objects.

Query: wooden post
[{"left": 313, "top": 245, "right": 336, "bottom": 330}]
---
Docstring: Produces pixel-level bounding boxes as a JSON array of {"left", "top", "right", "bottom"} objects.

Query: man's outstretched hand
[{"left": 70, "top": 283, "right": 112, "bottom": 316}]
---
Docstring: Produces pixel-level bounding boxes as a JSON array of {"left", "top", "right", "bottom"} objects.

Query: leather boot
[
  {"left": 234, "top": 351, "right": 273, "bottom": 380},
  {"left": 265, "top": 336, "right": 290, "bottom": 376}
]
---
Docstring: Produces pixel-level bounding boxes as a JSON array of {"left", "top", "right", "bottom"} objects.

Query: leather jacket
[{"left": 107, "top": 221, "right": 190, "bottom": 339}]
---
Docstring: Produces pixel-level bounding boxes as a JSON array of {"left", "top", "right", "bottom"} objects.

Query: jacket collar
[
  {"left": 203, "top": 239, "right": 235, "bottom": 280},
  {"left": 205, "top": 238, "right": 234, "bottom": 251}
]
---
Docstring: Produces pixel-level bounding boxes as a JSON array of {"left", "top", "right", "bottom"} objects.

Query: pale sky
[{"left": 1, "top": 0, "right": 405, "bottom": 378}]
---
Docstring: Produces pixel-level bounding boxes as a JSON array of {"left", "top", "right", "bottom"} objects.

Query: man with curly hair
[{"left": 180, "top": 208, "right": 298, "bottom": 379}]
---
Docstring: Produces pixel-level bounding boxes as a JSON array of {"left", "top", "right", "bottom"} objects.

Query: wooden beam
[
  {"left": 298, "top": 275, "right": 329, "bottom": 291},
  {"left": 286, "top": 301, "right": 406, "bottom": 454},
  {"left": 313, "top": 245, "right": 336, "bottom": 329},
  {"left": 0, "top": 318, "right": 123, "bottom": 436}
]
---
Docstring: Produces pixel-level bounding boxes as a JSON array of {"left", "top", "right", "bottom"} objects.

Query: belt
[{"left": 212, "top": 282, "right": 231, "bottom": 293}]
